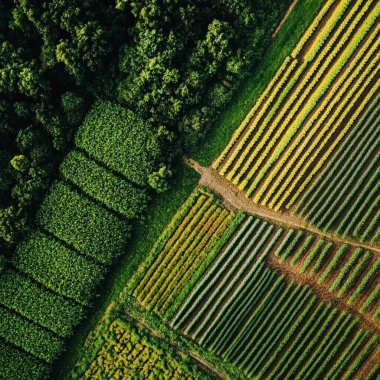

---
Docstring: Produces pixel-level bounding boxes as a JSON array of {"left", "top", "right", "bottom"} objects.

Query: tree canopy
[{"left": 0, "top": 0, "right": 289, "bottom": 263}]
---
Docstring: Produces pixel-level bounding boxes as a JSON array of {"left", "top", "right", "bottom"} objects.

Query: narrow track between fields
[{"left": 184, "top": 157, "right": 380, "bottom": 257}]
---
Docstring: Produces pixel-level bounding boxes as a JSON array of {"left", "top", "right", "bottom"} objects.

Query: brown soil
[
  {"left": 216, "top": 3, "right": 379, "bottom": 194},
  {"left": 184, "top": 156, "right": 380, "bottom": 376},
  {"left": 354, "top": 344, "right": 380, "bottom": 379},
  {"left": 266, "top": 254, "right": 379, "bottom": 334},
  {"left": 184, "top": 157, "right": 380, "bottom": 256},
  {"left": 272, "top": 0, "right": 299, "bottom": 38}
]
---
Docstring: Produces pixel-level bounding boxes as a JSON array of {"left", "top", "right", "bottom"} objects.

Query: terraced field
[{"left": 212, "top": 0, "right": 380, "bottom": 245}]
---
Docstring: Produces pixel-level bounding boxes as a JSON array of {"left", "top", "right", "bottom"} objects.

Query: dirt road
[{"left": 184, "top": 157, "right": 380, "bottom": 257}]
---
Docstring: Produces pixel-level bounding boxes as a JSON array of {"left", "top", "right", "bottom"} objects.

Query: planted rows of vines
[{"left": 212, "top": 0, "right": 380, "bottom": 245}]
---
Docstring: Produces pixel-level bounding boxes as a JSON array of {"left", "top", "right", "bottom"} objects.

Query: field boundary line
[
  {"left": 126, "top": 309, "right": 228, "bottom": 380},
  {"left": 183, "top": 157, "right": 380, "bottom": 256},
  {"left": 272, "top": 0, "right": 299, "bottom": 38}
]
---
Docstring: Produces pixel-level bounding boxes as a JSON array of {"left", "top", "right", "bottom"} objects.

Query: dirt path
[
  {"left": 127, "top": 308, "right": 227, "bottom": 379},
  {"left": 184, "top": 157, "right": 380, "bottom": 256},
  {"left": 272, "top": 0, "right": 299, "bottom": 38},
  {"left": 266, "top": 255, "right": 379, "bottom": 334},
  {"left": 355, "top": 345, "right": 380, "bottom": 379},
  {"left": 188, "top": 352, "right": 227, "bottom": 380}
]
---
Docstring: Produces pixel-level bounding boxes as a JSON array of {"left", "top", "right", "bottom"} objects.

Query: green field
[{"left": 1, "top": 0, "right": 379, "bottom": 379}]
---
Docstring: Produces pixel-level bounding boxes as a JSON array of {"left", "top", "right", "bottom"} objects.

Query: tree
[{"left": 148, "top": 165, "right": 172, "bottom": 193}]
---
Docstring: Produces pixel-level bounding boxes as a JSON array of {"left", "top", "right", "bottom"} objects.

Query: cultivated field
[
  {"left": 0, "top": 102, "right": 148, "bottom": 378},
  {"left": 213, "top": 0, "right": 380, "bottom": 245},
  {"left": 65, "top": 1, "right": 380, "bottom": 379},
  {"left": 79, "top": 316, "right": 215, "bottom": 380},
  {"left": 129, "top": 191, "right": 379, "bottom": 378}
]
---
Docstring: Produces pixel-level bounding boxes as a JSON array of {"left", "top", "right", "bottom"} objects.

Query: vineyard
[
  {"left": 212, "top": 0, "right": 380, "bottom": 245},
  {"left": 128, "top": 189, "right": 379, "bottom": 379}
]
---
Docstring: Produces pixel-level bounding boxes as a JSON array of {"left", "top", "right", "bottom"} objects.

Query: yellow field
[{"left": 213, "top": 0, "right": 380, "bottom": 212}]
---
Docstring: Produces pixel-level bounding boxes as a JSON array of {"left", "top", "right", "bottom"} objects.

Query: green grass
[
  {"left": 53, "top": 1, "right": 325, "bottom": 376},
  {"left": 53, "top": 162, "right": 199, "bottom": 379},
  {"left": 190, "top": 0, "right": 325, "bottom": 166}
]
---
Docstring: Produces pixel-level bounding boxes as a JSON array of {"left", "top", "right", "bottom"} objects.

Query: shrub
[
  {"left": 75, "top": 100, "right": 154, "bottom": 185},
  {"left": 37, "top": 181, "right": 131, "bottom": 265},
  {"left": 60, "top": 150, "right": 148, "bottom": 219},
  {"left": 0, "top": 306, "right": 64, "bottom": 363},
  {"left": 0, "top": 269, "right": 85, "bottom": 337},
  {"left": 0, "top": 340, "right": 50, "bottom": 380},
  {"left": 13, "top": 231, "right": 105, "bottom": 305}
]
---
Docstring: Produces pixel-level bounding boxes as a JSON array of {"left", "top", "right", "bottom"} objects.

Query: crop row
[
  {"left": 243, "top": 7, "right": 379, "bottom": 200},
  {"left": 75, "top": 100, "right": 154, "bottom": 186},
  {"left": 303, "top": 0, "right": 366, "bottom": 62},
  {"left": 172, "top": 246, "right": 378, "bottom": 380},
  {"left": 136, "top": 196, "right": 216, "bottom": 305},
  {"left": 275, "top": 230, "right": 379, "bottom": 319},
  {"left": 0, "top": 306, "right": 64, "bottom": 363},
  {"left": 224, "top": 0, "right": 371, "bottom": 187},
  {"left": 127, "top": 189, "right": 205, "bottom": 294},
  {"left": 232, "top": 283, "right": 377, "bottom": 379},
  {"left": 295, "top": 93, "right": 379, "bottom": 219},
  {"left": 60, "top": 150, "right": 148, "bottom": 219},
  {"left": 213, "top": 56, "right": 295, "bottom": 170},
  {"left": 0, "top": 270, "right": 84, "bottom": 338},
  {"left": 0, "top": 101, "right": 153, "bottom": 377},
  {"left": 213, "top": 0, "right": 380, "bottom": 229},
  {"left": 222, "top": 60, "right": 306, "bottom": 180},
  {"left": 216, "top": 57, "right": 299, "bottom": 174},
  {"left": 0, "top": 340, "right": 49, "bottom": 380},
  {"left": 254, "top": 30, "right": 380, "bottom": 209},
  {"left": 285, "top": 37, "right": 380, "bottom": 209},
  {"left": 290, "top": 0, "right": 336, "bottom": 58},
  {"left": 294, "top": 91, "right": 380, "bottom": 244},
  {"left": 133, "top": 190, "right": 240, "bottom": 319},
  {"left": 277, "top": 65, "right": 380, "bottom": 211},
  {"left": 172, "top": 218, "right": 284, "bottom": 341},
  {"left": 37, "top": 181, "right": 131, "bottom": 265},
  {"left": 13, "top": 231, "right": 106, "bottom": 305}
]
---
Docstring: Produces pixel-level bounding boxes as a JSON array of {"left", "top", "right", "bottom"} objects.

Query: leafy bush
[
  {"left": 0, "top": 340, "right": 50, "bottom": 380},
  {"left": 13, "top": 231, "right": 105, "bottom": 305},
  {"left": 0, "top": 269, "right": 85, "bottom": 337},
  {"left": 37, "top": 181, "right": 131, "bottom": 265},
  {"left": 77, "top": 316, "right": 216, "bottom": 380},
  {"left": 0, "top": 306, "right": 64, "bottom": 363},
  {"left": 75, "top": 100, "right": 154, "bottom": 186},
  {"left": 60, "top": 150, "right": 148, "bottom": 219}
]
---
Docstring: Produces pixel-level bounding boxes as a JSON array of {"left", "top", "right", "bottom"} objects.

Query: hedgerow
[
  {"left": 0, "top": 269, "right": 84, "bottom": 337},
  {"left": 0, "top": 306, "right": 64, "bottom": 363},
  {"left": 37, "top": 181, "right": 131, "bottom": 265},
  {"left": 75, "top": 100, "right": 154, "bottom": 185},
  {"left": 60, "top": 151, "right": 148, "bottom": 219},
  {"left": 13, "top": 231, "right": 105, "bottom": 305},
  {"left": 0, "top": 340, "right": 50, "bottom": 380}
]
